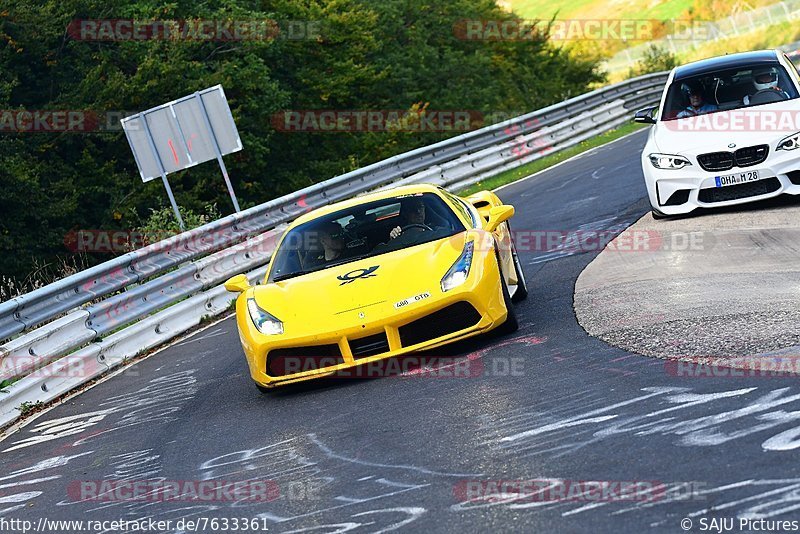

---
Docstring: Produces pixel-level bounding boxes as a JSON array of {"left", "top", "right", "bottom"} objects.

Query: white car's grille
[
  {"left": 735, "top": 145, "right": 769, "bottom": 167},
  {"left": 697, "top": 144, "right": 769, "bottom": 172},
  {"left": 697, "top": 151, "right": 734, "bottom": 171}
]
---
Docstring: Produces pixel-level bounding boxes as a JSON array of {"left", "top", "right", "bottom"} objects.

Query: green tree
[
  {"left": 627, "top": 44, "right": 677, "bottom": 78},
  {"left": 0, "top": 0, "right": 603, "bottom": 285}
]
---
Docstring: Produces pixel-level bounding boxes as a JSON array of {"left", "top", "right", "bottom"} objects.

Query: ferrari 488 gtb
[{"left": 225, "top": 184, "right": 527, "bottom": 390}]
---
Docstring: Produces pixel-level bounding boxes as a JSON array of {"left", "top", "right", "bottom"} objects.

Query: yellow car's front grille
[
  {"left": 266, "top": 344, "right": 344, "bottom": 377},
  {"left": 398, "top": 301, "right": 481, "bottom": 347},
  {"left": 349, "top": 332, "right": 391, "bottom": 358},
  {"left": 264, "top": 301, "right": 483, "bottom": 379}
]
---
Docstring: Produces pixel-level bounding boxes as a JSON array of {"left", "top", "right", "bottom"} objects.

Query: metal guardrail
[{"left": 0, "top": 71, "right": 668, "bottom": 429}]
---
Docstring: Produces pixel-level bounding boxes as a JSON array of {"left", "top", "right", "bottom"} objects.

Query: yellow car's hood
[{"left": 251, "top": 233, "right": 469, "bottom": 332}]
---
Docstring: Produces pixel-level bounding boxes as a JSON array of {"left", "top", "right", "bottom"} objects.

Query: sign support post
[
  {"left": 194, "top": 92, "right": 241, "bottom": 213},
  {"left": 140, "top": 114, "right": 185, "bottom": 231}
]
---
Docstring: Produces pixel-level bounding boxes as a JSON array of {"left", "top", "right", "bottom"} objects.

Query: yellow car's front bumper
[{"left": 235, "top": 258, "right": 509, "bottom": 388}]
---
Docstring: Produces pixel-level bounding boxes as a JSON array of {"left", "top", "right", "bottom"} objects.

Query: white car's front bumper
[{"left": 642, "top": 146, "right": 800, "bottom": 215}]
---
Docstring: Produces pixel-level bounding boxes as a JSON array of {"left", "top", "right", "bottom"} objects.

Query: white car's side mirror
[{"left": 634, "top": 107, "right": 657, "bottom": 124}]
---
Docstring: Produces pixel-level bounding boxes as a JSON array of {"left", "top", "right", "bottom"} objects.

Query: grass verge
[{"left": 458, "top": 121, "right": 648, "bottom": 195}]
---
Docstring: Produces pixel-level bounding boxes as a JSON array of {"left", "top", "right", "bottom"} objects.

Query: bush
[
  {"left": 627, "top": 44, "right": 678, "bottom": 78},
  {"left": 133, "top": 204, "right": 221, "bottom": 246}
]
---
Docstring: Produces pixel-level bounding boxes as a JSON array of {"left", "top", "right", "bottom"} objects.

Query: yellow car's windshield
[{"left": 268, "top": 193, "right": 466, "bottom": 282}]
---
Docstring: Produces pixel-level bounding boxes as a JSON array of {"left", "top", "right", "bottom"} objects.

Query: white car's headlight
[
  {"left": 441, "top": 241, "right": 474, "bottom": 292},
  {"left": 648, "top": 153, "right": 692, "bottom": 170},
  {"left": 778, "top": 131, "right": 800, "bottom": 151},
  {"left": 247, "top": 298, "right": 284, "bottom": 335}
]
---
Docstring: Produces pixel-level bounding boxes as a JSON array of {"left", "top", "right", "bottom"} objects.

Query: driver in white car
[
  {"left": 743, "top": 66, "right": 791, "bottom": 105},
  {"left": 676, "top": 86, "right": 718, "bottom": 118}
]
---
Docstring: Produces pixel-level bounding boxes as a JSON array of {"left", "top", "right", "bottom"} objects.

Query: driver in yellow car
[{"left": 389, "top": 197, "right": 427, "bottom": 239}]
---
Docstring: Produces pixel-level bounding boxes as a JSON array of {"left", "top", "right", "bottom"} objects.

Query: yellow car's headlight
[
  {"left": 247, "top": 298, "right": 284, "bottom": 335},
  {"left": 441, "top": 241, "right": 474, "bottom": 292}
]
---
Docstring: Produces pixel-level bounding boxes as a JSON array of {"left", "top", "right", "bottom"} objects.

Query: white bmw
[{"left": 636, "top": 49, "right": 800, "bottom": 218}]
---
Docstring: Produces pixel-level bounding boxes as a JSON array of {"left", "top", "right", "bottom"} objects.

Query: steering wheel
[
  {"left": 401, "top": 223, "right": 432, "bottom": 232},
  {"left": 749, "top": 89, "right": 787, "bottom": 105}
]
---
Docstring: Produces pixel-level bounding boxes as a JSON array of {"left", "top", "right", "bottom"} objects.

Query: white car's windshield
[
  {"left": 268, "top": 193, "right": 466, "bottom": 282},
  {"left": 661, "top": 63, "right": 799, "bottom": 121}
]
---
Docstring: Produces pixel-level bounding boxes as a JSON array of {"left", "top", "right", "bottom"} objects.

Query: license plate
[{"left": 715, "top": 170, "right": 759, "bottom": 187}]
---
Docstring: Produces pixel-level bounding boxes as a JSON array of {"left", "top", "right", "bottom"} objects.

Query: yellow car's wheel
[
  {"left": 496, "top": 267, "right": 519, "bottom": 335},
  {"left": 255, "top": 383, "right": 271, "bottom": 394},
  {"left": 510, "top": 242, "right": 528, "bottom": 303}
]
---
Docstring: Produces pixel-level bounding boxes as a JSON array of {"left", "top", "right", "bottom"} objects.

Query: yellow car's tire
[
  {"left": 255, "top": 383, "right": 271, "bottom": 394},
  {"left": 510, "top": 242, "right": 528, "bottom": 302},
  {"left": 496, "top": 271, "right": 519, "bottom": 335}
]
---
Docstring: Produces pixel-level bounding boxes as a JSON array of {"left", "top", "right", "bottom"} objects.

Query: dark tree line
[{"left": 0, "top": 0, "right": 602, "bottom": 285}]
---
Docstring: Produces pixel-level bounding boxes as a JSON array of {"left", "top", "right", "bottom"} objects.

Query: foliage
[
  {"left": 679, "top": 20, "right": 800, "bottom": 65},
  {"left": 0, "top": 0, "right": 602, "bottom": 286},
  {"left": 0, "top": 256, "right": 90, "bottom": 300},
  {"left": 627, "top": 44, "right": 678, "bottom": 78},
  {"left": 17, "top": 400, "right": 43, "bottom": 416},
  {"left": 133, "top": 204, "right": 221, "bottom": 244}
]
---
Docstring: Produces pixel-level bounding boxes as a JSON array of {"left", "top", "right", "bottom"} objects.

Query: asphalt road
[
  {"left": 576, "top": 194, "right": 800, "bottom": 360},
  {"left": 4, "top": 129, "right": 800, "bottom": 533}
]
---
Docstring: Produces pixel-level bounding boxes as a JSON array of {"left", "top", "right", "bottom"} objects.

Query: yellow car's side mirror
[
  {"left": 485, "top": 205, "right": 515, "bottom": 232},
  {"left": 224, "top": 274, "right": 251, "bottom": 293}
]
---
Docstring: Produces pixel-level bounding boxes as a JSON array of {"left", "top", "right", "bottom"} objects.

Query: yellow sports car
[{"left": 224, "top": 183, "right": 527, "bottom": 390}]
